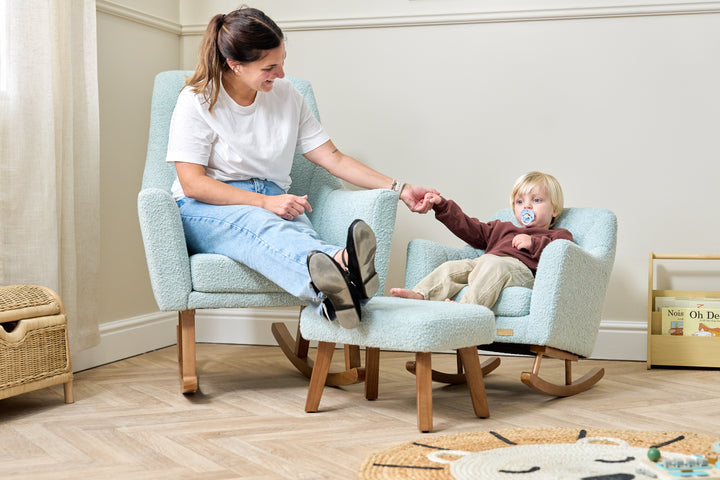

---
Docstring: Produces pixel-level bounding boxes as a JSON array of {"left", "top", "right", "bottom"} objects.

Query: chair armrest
[
  {"left": 137, "top": 188, "right": 192, "bottom": 311},
  {"left": 528, "top": 239, "right": 613, "bottom": 357},
  {"left": 404, "top": 239, "right": 482, "bottom": 289},
  {"left": 309, "top": 188, "right": 398, "bottom": 294}
]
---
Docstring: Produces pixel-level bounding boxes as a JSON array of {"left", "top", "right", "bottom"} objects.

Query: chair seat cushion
[
  {"left": 300, "top": 296, "right": 495, "bottom": 352},
  {"left": 453, "top": 286, "right": 532, "bottom": 317},
  {"left": 492, "top": 287, "right": 532, "bottom": 317},
  {"left": 190, "top": 254, "right": 285, "bottom": 294}
]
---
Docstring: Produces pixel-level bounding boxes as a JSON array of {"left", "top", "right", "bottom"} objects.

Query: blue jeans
[{"left": 176, "top": 179, "right": 341, "bottom": 302}]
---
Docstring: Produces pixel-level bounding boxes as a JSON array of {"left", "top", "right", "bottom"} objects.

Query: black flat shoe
[
  {"left": 345, "top": 219, "right": 379, "bottom": 299},
  {"left": 307, "top": 250, "right": 361, "bottom": 329}
]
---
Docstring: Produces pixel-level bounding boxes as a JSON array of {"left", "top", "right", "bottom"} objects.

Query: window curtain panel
[{"left": 0, "top": 0, "right": 100, "bottom": 352}]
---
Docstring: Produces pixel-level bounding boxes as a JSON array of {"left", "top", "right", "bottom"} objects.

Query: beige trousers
[{"left": 413, "top": 254, "right": 534, "bottom": 308}]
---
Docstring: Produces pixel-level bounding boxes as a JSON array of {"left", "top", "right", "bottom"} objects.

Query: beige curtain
[{"left": 0, "top": 0, "right": 100, "bottom": 352}]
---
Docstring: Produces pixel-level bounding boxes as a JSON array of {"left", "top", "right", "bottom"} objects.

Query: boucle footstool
[{"left": 300, "top": 296, "right": 496, "bottom": 432}]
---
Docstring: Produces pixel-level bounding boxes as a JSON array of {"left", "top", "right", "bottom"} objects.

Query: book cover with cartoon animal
[{"left": 682, "top": 308, "right": 720, "bottom": 337}]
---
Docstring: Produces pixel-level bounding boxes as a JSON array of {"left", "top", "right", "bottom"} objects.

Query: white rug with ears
[{"left": 359, "top": 427, "right": 720, "bottom": 480}]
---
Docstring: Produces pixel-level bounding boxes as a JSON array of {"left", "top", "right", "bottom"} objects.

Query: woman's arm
[
  {"left": 303, "top": 140, "right": 438, "bottom": 213},
  {"left": 175, "top": 162, "right": 311, "bottom": 218}
]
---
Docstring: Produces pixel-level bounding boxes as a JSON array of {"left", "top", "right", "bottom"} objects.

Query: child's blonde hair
[{"left": 510, "top": 171, "right": 565, "bottom": 227}]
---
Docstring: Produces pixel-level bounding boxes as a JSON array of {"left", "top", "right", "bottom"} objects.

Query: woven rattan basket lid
[{"left": 0, "top": 285, "right": 61, "bottom": 323}]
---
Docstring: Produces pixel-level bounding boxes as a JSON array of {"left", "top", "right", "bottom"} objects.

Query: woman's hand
[
  {"left": 262, "top": 194, "right": 312, "bottom": 220},
  {"left": 175, "top": 162, "right": 310, "bottom": 219},
  {"left": 400, "top": 185, "right": 441, "bottom": 214}
]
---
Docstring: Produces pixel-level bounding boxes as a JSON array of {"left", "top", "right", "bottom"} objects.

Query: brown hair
[{"left": 186, "top": 7, "right": 284, "bottom": 112}]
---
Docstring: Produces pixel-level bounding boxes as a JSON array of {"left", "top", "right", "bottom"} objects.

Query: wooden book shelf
[{"left": 647, "top": 253, "right": 720, "bottom": 369}]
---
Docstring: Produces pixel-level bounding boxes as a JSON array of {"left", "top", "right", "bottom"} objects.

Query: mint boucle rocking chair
[
  {"left": 404, "top": 207, "right": 617, "bottom": 396},
  {"left": 138, "top": 71, "right": 399, "bottom": 392}
]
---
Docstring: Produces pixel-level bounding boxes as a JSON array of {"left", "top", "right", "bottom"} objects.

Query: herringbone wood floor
[{"left": 2, "top": 343, "right": 720, "bottom": 479}]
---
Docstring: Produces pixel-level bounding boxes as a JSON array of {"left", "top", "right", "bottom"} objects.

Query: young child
[{"left": 390, "top": 171, "right": 573, "bottom": 308}]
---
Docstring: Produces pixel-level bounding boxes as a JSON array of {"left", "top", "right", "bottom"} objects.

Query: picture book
[
  {"left": 682, "top": 308, "right": 720, "bottom": 337},
  {"left": 661, "top": 307, "right": 685, "bottom": 335}
]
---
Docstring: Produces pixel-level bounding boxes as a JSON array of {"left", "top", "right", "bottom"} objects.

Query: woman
[{"left": 167, "top": 7, "right": 436, "bottom": 328}]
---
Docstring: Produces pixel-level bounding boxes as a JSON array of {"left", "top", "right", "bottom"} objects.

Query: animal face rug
[{"left": 358, "top": 427, "right": 720, "bottom": 479}]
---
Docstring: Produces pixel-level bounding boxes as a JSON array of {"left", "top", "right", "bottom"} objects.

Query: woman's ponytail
[{"left": 186, "top": 13, "right": 227, "bottom": 112}]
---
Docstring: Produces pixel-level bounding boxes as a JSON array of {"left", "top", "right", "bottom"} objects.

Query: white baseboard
[
  {"left": 590, "top": 320, "right": 647, "bottom": 361},
  {"left": 194, "top": 307, "right": 301, "bottom": 345},
  {"left": 71, "top": 309, "right": 647, "bottom": 371},
  {"left": 71, "top": 311, "right": 177, "bottom": 372},
  {"left": 71, "top": 308, "right": 302, "bottom": 372}
]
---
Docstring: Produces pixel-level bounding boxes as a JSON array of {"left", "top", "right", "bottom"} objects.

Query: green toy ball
[{"left": 648, "top": 447, "right": 661, "bottom": 462}]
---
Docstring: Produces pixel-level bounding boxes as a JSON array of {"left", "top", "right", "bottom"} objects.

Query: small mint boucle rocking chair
[
  {"left": 404, "top": 207, "right": 617, "bottom": 396},
  {"left": 138, "top": 71, "right": 398, "bottom": 392}
]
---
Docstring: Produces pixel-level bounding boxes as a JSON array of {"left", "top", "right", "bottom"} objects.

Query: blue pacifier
[{"left": 520, "top": 208, "right": 534, "bottom": 226}]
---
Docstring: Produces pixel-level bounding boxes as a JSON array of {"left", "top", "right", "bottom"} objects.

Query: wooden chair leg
[
  {"left": 365, "top": 347, "right": 380, "bottom": 401},
  {"left": 458, "top": 347, "right": 489, "bottom": 418},
  {"left": 295, "top": 322, "right": 310, "bottom": 361},
  {"left": 177, "top": 309, "right": 198, "bottom": 394},
  {"left": 416, "top": 352, "right": 433, "bottom": 432},
  {"left": 305, "top": 341, "right": 335, "bottom": 412}
]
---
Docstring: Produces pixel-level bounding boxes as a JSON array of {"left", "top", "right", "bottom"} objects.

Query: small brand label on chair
[{"left": 496, "top": 329, "right": 514, "bottom": 336}]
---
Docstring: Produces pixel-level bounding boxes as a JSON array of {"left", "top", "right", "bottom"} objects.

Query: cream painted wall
[
  {"left": 97, "top": 4, "right": 181, "bottom": 323},
  {"left": 181, "top": 4, "right": 720, "bottom": 331},
  {"left": 94, "top": 0, "right": 720, "bottom": 362}
]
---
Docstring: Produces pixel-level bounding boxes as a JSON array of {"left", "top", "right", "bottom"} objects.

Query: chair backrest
[
  {"left": 141, "top": 71, "right": 341, "bottom": 205},
  {"left": 491, "top": 207, "right": 617, "bottom": 263}
]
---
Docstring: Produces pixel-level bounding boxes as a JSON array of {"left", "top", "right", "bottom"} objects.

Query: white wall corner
[{"left": 71, "top": 311, "right": 177, "bottom": 372}]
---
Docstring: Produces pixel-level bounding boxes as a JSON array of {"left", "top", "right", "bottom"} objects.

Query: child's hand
[
  {"left": 512, "top": 233, "right": 532, "bottom": 250},
  {"left": 425, "top": 192, "right": 442, "bottom": 205},
  {"left": 400, "top": 185, "right": 440, "bottom": 213}
]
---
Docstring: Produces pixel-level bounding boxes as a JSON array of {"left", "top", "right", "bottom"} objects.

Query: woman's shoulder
[{"left": 177, "top": 84, "right": 211, "bottom": 110}]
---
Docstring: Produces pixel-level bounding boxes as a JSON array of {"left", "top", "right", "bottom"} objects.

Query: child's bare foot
[
  {"left": 390, "top": 288, "right": 424, "bottom": 300},
  {"left": 444, "top": 298, "right": 457, "bottom": 303}
]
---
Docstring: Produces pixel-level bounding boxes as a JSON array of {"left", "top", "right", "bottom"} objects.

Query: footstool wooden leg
[
  {"left": 305, "top": 341, "right": 335, "bottom": 412},
  {"left": 458, "top": 346, "right": 489, "bottom": 418},
  {"left": 365, "top": 347, "right": 380, "bottom": 401},
  {"left": 416, "top": 352, "right": 433, "bottom": 432},
  {"left": 345, "top": 344, "right": 361, "bottom": 369}
]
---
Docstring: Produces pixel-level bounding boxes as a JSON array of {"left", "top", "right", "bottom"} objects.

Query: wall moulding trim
[
  {"left": 180, "top": 2, "right": 720, "bottom": 35},
  {"left": 96, "top": 0, "right": 182, "bottom": 35}
]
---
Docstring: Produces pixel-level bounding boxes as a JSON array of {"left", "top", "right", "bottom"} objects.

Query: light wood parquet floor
[{"left": 2, "top": 343, "right": 720, "bottom": 479}]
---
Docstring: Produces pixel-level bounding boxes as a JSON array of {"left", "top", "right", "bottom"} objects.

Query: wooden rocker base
[
  {"left": 406, "top": 345, "right": 604, "bottom": 397},
  {"left": 520, "top": 345, "right": 604, "bottom": 397},
  {"left": 405, "top": 355, "right": 501, "bottom": 385},
  {"left": 271, "top": 321, "right": 365, "bottom": 387}
]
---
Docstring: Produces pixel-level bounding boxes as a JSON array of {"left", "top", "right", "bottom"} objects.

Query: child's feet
[{"left": 390, "top": 288, "right": 424, "bottom": 300}]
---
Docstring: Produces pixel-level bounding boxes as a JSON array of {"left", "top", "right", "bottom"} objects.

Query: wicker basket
[{"left": 0, "top": 285, "right": 74, "bottom": 403}]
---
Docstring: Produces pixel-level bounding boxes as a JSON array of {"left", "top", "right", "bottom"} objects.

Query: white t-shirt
[{"left": 166, "top": 78, "right": 330, "bottom": 200}]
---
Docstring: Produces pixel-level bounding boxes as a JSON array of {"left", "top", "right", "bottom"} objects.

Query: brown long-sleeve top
[{"left": 433, "top": 198, "right": 574, "bottom": 275}]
